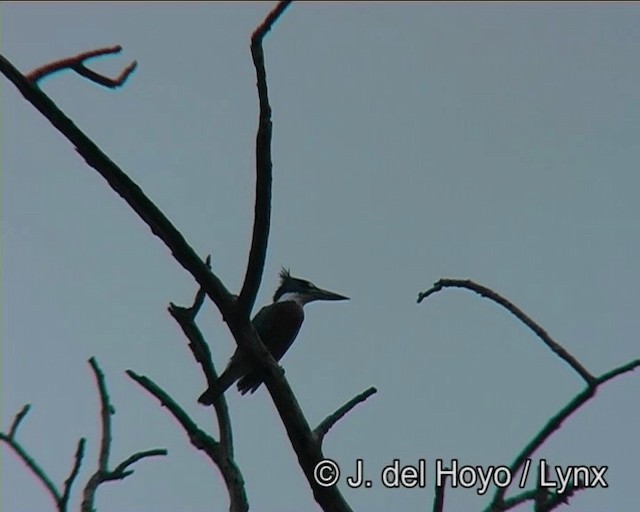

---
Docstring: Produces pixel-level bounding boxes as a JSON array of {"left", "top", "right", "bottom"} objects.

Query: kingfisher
[{"left": 198, "top": 268, "right": 349, "bottom": 404}]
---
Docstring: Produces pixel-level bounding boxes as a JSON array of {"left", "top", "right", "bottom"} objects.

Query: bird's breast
[{"left": 252, "top": 301, "right": 305, "bottom": 360}]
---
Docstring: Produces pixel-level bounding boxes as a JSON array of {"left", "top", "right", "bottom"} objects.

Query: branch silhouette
[
  {"left": 81, "top": 358, "right": 167, "bottom": 512},
  {"left": 1, "top": 359, "right": 165, "bottom": 512},
  {"left": 3, "top": 3, "right": 371, "bottom": 510},
  {"left": 419, "top": 278, "right": 639, "bottom": 510}
]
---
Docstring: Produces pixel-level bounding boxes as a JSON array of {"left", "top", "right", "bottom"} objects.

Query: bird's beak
[{"left": 310, "top": 285, "right": 350, "bottom": 302}]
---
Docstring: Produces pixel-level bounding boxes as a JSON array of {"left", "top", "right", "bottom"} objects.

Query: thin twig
[
  {"left": 107, "top": 449, "right": 168, "bottom": 480},
  {"left": 89, "top": 357, "right": 112, "bottom": 473},
  {"left": 82, "top": 359, "right": 167, "bottom": 512},
  {"left": 314, "top": 387, "right": 377, "bottom": 444},
  {"left": 8, "top": 403, "right": 31, "bottom": 439},
  {"left": 59, "top": 438, "right": 86, "bottom": 511},
  {"left": 126, "top": 370, "right": 248, "bottom": 512},
  {"left": 0, "top": 429, "right": 63, "bottom": 509},
  {"left": 417, "top": 279, "right": 596, "bottom": 385},
  {"left": 26, "top": 45, "right": 137, "bottom": 87}
]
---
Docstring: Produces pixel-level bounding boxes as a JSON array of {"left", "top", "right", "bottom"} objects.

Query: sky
[{"left": 2, "top": 3, "right": 639, "bottom": 511}]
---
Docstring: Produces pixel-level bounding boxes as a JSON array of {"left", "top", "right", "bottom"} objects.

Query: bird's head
[{"left": 273, "top": 268, "right": 349, "bottom": 305}]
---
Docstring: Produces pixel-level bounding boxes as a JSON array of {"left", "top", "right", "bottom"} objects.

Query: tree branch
[
  {"left": 238, "top": 1, "right": 292, "bottom": 317},
  {"left": 59, "top": 438, "right": 86, "bottom": 511},
  {"left": 432, "top": 474, "right": 447, "bottom": 512},
  {"left": 8, "top": 403, "right": 31, "bottom": 439},
  {"left": 418, "top": 279, "right": 596, "bottom": 385},
  {"left": 0, "top": 52, "right": 235, "bottom": 320},
  {"left": 486, "top": 359, "right": 639, "bottom": 511},
  {"left": 313, "top": 387, "right": 377, "bottom": 445},
  {"left": 82, "top": 359, "right": 167, "bottom": 512},
  {"left": 0, "top": 407, "right": 65, "bottom": 510},
  {"left": 126, "top": 370, "right": 248, "bottom": 512},
  {"left": 168, "top": 256, "right": 234, "bottom": 456},
  {"left": 26, "top": 45, "right": 137, "bottom": 87}
]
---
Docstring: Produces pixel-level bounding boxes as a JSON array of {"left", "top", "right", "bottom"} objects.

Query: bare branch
[
  {"left": 59, "top": 438, "right": 86, "bottom": 511},
  {"left": 82, "top": 359, "right": 167, "bottom": 512},
  {"left": 89, "top": 357, "right": 113, "bottom": 472},
  {"left": 168, "top": 259, "right": 234, "bottom": 455},
  {"left": 486, "top": 359, "right": 639, "bottom": 511},
  {"left": 0, "top": 425, "right": 63, "bottom": 510},
  {"left": 8, "top": 403, "right": 31, "bottom": 439},
  {"left": 107, "top": 449, "right": 168, "bottom": 480},
  {"left": 238, "top": 1, "right": 292, "bottom": 316},
  {"left": 432, "top": 474, "right": 447, "bottom": 512},
  {"left": 313, "top": 387, "right": 377, "bottom": 444},
  {"left": 126, "top": 370, "right": 248, "bottom": 512},
  {"left": 26, "top": 45, "right": 137, "bottom": 87},
  {"left": 0, "top": 53, "right": 235, "bottom": 319},
  {"left": 418, "top": 279, "right": 596, "bottom": 385}
]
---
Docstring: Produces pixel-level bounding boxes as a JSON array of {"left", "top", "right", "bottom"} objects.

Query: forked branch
[
  {"left": 419, "top": 278, "right": 639, "bottom": 510},
  {"left": 126, "top": 370, "right": 248, "bottom": 512},
  {"left": 0, "top": 405, "right": 82, "bottom": 512},
  {"left": 82, "top": 358, "right": 167, "bottom": 512},
  {"left": 26, "top": 45, "right": 137, "bottom": 87}
]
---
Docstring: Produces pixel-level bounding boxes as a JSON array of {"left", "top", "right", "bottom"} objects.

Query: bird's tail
[{"left": 198, "top": 361, "right": 245, "bottom": 405}]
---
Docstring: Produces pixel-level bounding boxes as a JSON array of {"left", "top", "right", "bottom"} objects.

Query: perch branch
[
  {"left": 313, "top": 387, "right": 377, "bottom": 444},
  {"left": 26, "top": 45, "right": 137, "bottom": 87},
  {"left": 417, "top": 279, "right": 596, "bottom": 385}
]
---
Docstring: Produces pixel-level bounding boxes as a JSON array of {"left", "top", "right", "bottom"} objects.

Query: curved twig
[
  {"left": 418, "top": 279, "right": 596, "bottom": 385},
  {"left": 126, "top": 370, "right": 248, "bottom": 512},
  {"left": 314, "top": 387, "right": 377, "bottom": 445}
]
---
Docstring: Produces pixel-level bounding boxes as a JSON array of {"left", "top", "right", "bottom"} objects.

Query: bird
[{"left": 198, "top": 268, "right": 349, "bottom": 404}]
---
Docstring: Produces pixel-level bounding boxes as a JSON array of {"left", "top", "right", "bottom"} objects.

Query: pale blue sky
[{"left": 3, "top": 3, "right": 639, "bottom": 511}]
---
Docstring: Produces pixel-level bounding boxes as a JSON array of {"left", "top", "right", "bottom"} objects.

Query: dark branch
[
  {"left": 486, "top": 359, "right": 639, "bottom": 510},
  {"left": 59, "top": 438, "right": 86, "bottom": 511},
  {"left": 168, "top": 258, "right": 235, "bottom": 456},
  {"left": 82, "top": 359, "right": 166, "bottom": 512},
  {"left": 126, "top": 370, "right": 248, "bottom": 512},
  {"left": 26, "top": 45, "right": 137, "bottom": 87},
  {"left": 238, "top": 1, "right": 292, "bottom": 316},
  {"left": 108, "top": 449, "right": 168, "bottom": 480},
  {"left": 418, "top": 279, "right": 596, "bottom": 385},
  {"left": 0, "top": 425, "right": 63, "bottom": 509},
  {"left": 432, "top": 474, "right": 447, "bottom": 512},
  {"left": 0, "top": 53, "right": 235, "bottom": 320},
  {"left": 313, "top": 387, "right": 377, "bottom": 444},
  {"left": 89, "top": 357, "right": 113, "bottom": 473},
  {"left": 8, "top": 403, "right": 31, "bottom": 439}
]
